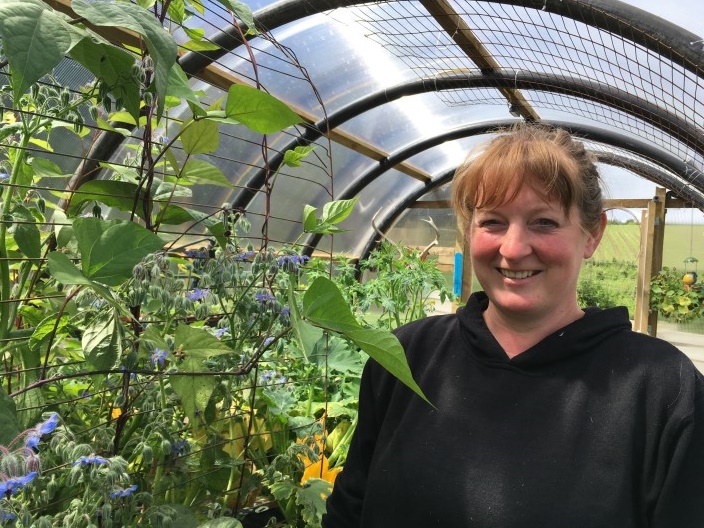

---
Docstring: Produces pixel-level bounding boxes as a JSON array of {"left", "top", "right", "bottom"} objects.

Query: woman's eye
[
  {"left": 535, "top": 218, "right": 559, "bottom": 228},
  {"left": 478, "top": 219, "right": 501, "bottom": 228}
]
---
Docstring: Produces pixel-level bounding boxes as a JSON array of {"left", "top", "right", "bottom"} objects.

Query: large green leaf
[
  {"left": 180, "top": 118, "right": 219, "bottom": 155},
  {"left": 288, "top": 282, "right": 323, "bottom": 362},
  {"left": 0, "top": 0, "right": 83, "bottom": 98},
  {"left": 73, "top": 218, "right": 165, "bottom": 286},
  {"left": 11, "top": 205, "right": 41, "bottom": 261},
  {"left": 0, "top": 385, "right": 21, "bottom": 446},
  {"left": 322, "top": 198, "right": 358, "bottom": 225},
  {"left": 181, "top": 159, "right": 233, "bottom": 187},
  {"left": 66, "top": 180, "right": 146, "bottom": 220},
  {"left": 82, "top": 310, "right": 121, "bottom": 370},
  {"left": 303, "top": 277, "right": 432, "bottom": 406},
  {"left": 47, "top": 252, "right": 120, "bottom": 309},
  {"left": 72, "top": 0, "right": 178, "bottom": 119},
  {"left": 170, "top": 357, "right": 217, "bottom": 426},
  {"left": 69, "top": 36, "right": 141, "bottom": 121},
  {"left": 174, "top": 325, "right": 234, "bottom": 359},
  {"left": 224, "top": 84, "right": 301, "bottom": 134},
  {"left": 29, "top": 313, "right": 69, "bottom": 353}
]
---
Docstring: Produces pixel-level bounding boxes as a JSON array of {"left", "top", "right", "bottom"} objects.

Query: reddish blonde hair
[{"left": 451, "top": 123, "right": 603, "bottom": 232}]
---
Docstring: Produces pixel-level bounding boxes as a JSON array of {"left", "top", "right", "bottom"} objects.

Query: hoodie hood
[{"left": 457, "top": 291, "right": 632, "bottom": 370}]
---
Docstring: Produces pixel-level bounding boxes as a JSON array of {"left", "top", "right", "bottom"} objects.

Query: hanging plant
[{"left": 649, "top": 266, "right": 704, "bottom": 323}]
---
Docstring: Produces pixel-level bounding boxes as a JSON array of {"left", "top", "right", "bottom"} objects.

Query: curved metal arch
[
  {"left": 237, "top": 70, "right": 704, "bottom": 213},
  {"left": 303, "top": 119, "right": 704, "bottom": 258},
  {"left": 179, "top": 0, "right": 704, "bottom": 79}
]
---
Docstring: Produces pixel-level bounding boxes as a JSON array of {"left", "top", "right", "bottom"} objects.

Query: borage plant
[{"left": 0, "top": 0, "right": 432, "bottom": 526}]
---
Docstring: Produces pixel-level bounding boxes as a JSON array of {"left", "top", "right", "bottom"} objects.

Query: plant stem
[{"left": 0, "top": 132, "right": 30, "bottom": 341}]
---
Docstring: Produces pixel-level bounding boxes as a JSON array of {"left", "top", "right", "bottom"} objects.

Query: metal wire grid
[{"left": 337, "top": 0, "right": 704, "bottom": 197}]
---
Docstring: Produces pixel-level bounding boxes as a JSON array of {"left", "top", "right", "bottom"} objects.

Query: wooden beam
[{"left": 419, "top": 0, "right": 540, "bottom": 122}]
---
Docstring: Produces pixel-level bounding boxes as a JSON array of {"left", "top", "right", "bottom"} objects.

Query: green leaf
[
  {"left": 303, "top": 277, "right": 432, "bottom": 406},
  {"left": 0, "top": 385, "right": 22, "bottom": 446},
  {"left": 30, "top": 157, "right": 65, "bottom": 178},
  {"left": 72, "top": 0, "right": 178, "bottom": 119},
  {"left": 170, "top": 357, "right": 217, "bottom": 425},
  {"left": 28, "top": 313, "right": 69, "bottom": 353},
  {"left": 224, "top": 84, "right": 301, "bottom": 134},
  {"left": 69, "top": 36, "right": 141, "bottom": 121},
  {"left": 66, "top": 180, "right": 147, "bottom": 220},
  {"left": 198, "top": 519, "right": 243, "bottom": 528},
  {"left": 283, "top": 145, "right": 315, "bottom": 168},
  {"left": 303, "top": 205, "right": 318, "bottom": 233},
  {"left": 47, "top": 252, "right": 120, "bottom": 309},
  {"left": 82, "top": 310, "right": 121, "bottom": 370},
  {"left": 165, "top": 62, "right": 203, "bottom": 109},
  {"left": 297, "top": 479, "right": 334, "bottom": 525},
  {"left": 288, "top": 282, "right": 323, "bottom": 361},
  {"left": 73, "top": 218, "right": 165, "bottom": 286},
  {"left": 213, "top": 0, "right": 256, "bottom": 33},
  {"left": 155, "top": 205, "right": 195, "bottom": 225},
  {"left": 0, "top": 0, "right": 83, "bottom": 98},
  {"left": 322, "top": 198, "right": 358, "bottom": 225},
  {"left": 11, "top": 205, "right": 42, "bottom": 261},
  {"left": 180, "top": 118, "right": 219, "bottom": 155},
  {"left": 182, "top": 159, "right": 233, "bottom": 187},
  {"left": 174, "top": 325, "right": 234, "bottom": 359}
]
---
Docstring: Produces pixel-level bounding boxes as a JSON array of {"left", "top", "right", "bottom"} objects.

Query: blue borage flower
[
  {"left": 0, "top": 510, "right": 16, "bottom": 521},
  {"left": 0, "top": 472, "right": 37, "bottom": 497},
  {"left": 214, "top": 327, "right": 229, "bottom": 338},
  {"left": 255, "top": 292, "right": 276, "bottom": 303},
  {"left": 74, "top": 455, "right": 108, "bottom": 466},
  {"left": 234, "top": 250, "right": 255, "bottom": 262},
  {"left": 110, "top": 484, "right": 137, "bottom": 499},
  {"left": 277, "top": 254, "right": 309, "bottom": 267},
  {"left": 25, "top": 413, "right": 60, "bottom": 450},
  {"left": 150, "top": 348, "right": 168, "bottom": 368},
  {"left": 186, "top": 288, "right": 209, "bottom": 302}
]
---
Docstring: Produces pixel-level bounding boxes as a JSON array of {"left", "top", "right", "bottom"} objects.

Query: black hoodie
[{"left": 323, "top": 292, "right": 704, "bottom": 528}]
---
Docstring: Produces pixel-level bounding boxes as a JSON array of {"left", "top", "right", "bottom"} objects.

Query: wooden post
[
  {"left": 633, "top": 188, "right": 667, "bottom": 335},
  {"left": 452, "top": 227, "right": 473, "bottom": 310}
]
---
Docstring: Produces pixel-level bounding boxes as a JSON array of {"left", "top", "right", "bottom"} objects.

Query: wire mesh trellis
[{"left": 0, "top": 2, "right": 359, "bottom": 526}]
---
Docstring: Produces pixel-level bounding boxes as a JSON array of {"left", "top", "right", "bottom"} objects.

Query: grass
[{"left": 593, "top": 223, "right": 703, "bottom": 270}]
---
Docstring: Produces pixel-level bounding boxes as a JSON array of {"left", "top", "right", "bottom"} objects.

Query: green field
[{"left": 592, "top": 223, "right": 703, "bottom": 270}]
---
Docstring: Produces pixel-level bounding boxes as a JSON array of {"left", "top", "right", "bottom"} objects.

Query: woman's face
[{"left": 468, "top": 183, "right": 604, "bottom": 325}]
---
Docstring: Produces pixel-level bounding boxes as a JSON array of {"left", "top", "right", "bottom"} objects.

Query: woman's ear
[{"left": 583, "top": 211, "right": 607, "bottom": 259}]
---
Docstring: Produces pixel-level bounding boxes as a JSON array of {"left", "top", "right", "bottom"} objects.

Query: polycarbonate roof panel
[{"left": 68, "top": 0, "right": 704, "bottom": 255}]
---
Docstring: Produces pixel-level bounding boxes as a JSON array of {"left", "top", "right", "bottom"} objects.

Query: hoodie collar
[{"left": 458, "top": 291, "right": 632, "bottom": 370}]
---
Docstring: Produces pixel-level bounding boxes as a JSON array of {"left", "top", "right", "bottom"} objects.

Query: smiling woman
[{"left": 323, "top": 123, "right": 704, "bottom": 528}]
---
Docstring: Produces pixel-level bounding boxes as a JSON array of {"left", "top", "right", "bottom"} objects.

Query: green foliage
[
  {"left": 578, "top": 259, "right": 637, "bottom": 314},
  {"left": 650, "top": 267, "right": 704, "bottom": 323},
  {"left": 0, "top": 1, "right": 452, "bottom": 525}
]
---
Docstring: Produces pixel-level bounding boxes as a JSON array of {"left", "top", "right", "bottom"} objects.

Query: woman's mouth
[{"left": 498, "top": 269, "right": 539, "bottom": 279}]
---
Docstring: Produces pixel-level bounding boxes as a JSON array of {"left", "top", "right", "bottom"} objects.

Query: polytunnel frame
[
  {"left": 304, "top": 119, "right": 704, "bottom": 261},
  {"left": 178, "top": 0, "right": 704, "bottom": 234},
  {"left": 63, "top": 0, "right": 704, "bottom": 252}
]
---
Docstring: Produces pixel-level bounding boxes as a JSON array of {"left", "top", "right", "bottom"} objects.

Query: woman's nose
[{"left": 499, "top": 225, "right": 532, "bottom": 260}]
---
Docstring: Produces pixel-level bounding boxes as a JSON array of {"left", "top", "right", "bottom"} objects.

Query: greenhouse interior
[{"left": 0, "top": 0, "right": 703, "bottom": 526}]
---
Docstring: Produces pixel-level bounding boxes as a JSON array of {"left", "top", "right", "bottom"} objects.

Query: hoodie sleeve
[{"left": 651, "top": 367, "right": 704, "bottom": 527}]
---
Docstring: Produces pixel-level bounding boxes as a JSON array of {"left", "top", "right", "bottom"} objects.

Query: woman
[{"left": 322, "top": 124, "right": 704, "bottom": 527}]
